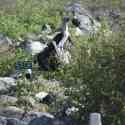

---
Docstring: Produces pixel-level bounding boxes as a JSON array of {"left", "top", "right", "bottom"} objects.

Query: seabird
[
  {"left": 37, "top": 16, "right": 72, "bottom": 70},
  {"left": 53, "top": 16, "right": 71, "bottom": 48}
]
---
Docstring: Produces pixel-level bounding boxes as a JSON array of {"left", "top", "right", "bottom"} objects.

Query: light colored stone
[
  {"left": 0, "top": 95, "right": 17, "bottom": 104},
  {"left": 24, "top": 40, "right": 47, "bottom": 56},
  {"left": 0, "top": 77, "right": 16, "bottom": 93},
  {"left": 89, "top": 113, "right": 102, "bottom": 125}
]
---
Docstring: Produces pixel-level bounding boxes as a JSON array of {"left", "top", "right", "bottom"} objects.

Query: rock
[
  {"left": 0, "top": 77, "right": 16, "bottom": 94},
  {"left": 6, "top": 118, "right": 27, "bottom": 125},
  {"left": 35, "top": 92, "right": 55, "bottom": 105},
  {"left": 28, "top": 112, "right": 54, "bottom": 119},
  {"left": 0, "top": 106, "right": 24, "bottom": 119},
  {"left": 28, "top": 116, "right": 75, "bottom": 125},
  {"left": 0, "top": 116, "right": 7, "bottom": 125},
  {"left": 0, "top": 116, "right": 27, "bottom": 125},
  {"left": 52, "top": 117, "right": 75, "bottom": 125},
  {"left": 21, "top": 112, "right": 54, "bottom": 124},
  {"left": 0, "top": 34, "right": 13, "bottom": 45},
  {"left": 72, "top": 13, "right": 101, "bottom": 36},
  {"left": 64, "top": 2, "right": 83, "bottom": 14},
  {"left": 89, "top": 7, "right": 121, "bottom": 31},
  {"left": 9, "top": 71, "right": 22, "bottom": 80},
  {"left": 19, "top": 40, "right": 47, "bottom": 56},
  {"left": 0, "top": 107, "right": 55, "bottom": 125},
  {"left": 28, "top": 116, "right": 53, "bottom": 125},
  {"left": 65, "top": 3, "right": 101, "bottom": 36},
  {"left": 0, "top": 95, "right": 17, "bottom": 104},
  {"left": 89, "top": 113, "right": 102, "bottom": 125}
]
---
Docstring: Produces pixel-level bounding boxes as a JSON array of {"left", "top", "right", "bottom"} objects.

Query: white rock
[
  {"left": 74, "top": 14, "right": 101, "bottom": 36},
  {"left": 89, "top": 113, "right": 102, "bottom": 125},
  {"left": 0, "top": 95, "right": 17, "bottom": 104},
  {"left": 0, "top": 77, "right": 16, "bottom": 93},
  {"left": 25, "top": 41, "right": 47, "bottom": 56}
]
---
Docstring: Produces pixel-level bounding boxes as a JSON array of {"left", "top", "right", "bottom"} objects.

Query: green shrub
[{"left": 53, "top": 23, "right": 125, "bottom": 125}]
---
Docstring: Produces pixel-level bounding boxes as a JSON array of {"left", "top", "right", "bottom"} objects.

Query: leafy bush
[{"left": 54, "top": 22, "right": 125, "bottom": 125}]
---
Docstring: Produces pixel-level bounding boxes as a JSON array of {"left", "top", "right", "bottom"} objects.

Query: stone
[
  {"left": 29, "top": 116, "right": 75, "bottom": 125},
  {"left": 65, "top": 3, "right": 101, "bottom": 36},
  {"left": 52, "top": 117, "right": 75, "bottom": 125},
  {"left": 89, "top": 113, "right": 102, "bottom": 125},
  {"left": 0, "top": 77, "right": 16, "bottom": 94},
  {"left": 89, "top": 7, "right": 121, "bottom": 31},
  {"left": 6, "top": 118, "right": 27, "bottom": 125},
  {"left": 0, "top": 95, "right": 17, "bottom": 104},
  {"left": 72, "top": 13, "right": 101, "bottom": 36},
  {"left": 0, "top": 116, "right": 7, "bottom": 125},
  {"left": 64, "top": 2, "right": 83, "bottom": 14},
  {"left": 0, "top": 107, "right": 55, "bottom": 125},
  {"left": 0, "top": 106, "right": 24, "bottom": 119},
  {"left": 28, "top": 116, "right": 52, "bottom": 125},
  {"left": 19, "top": 40, "right": 47, "bottom": 56}
]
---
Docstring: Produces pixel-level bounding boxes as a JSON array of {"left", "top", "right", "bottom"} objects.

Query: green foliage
[
  {"left": 0, "top": 0, "right": 65, "bottom": 38},
  {"left": 0, "top": 48, "right": 31, "bottom": 76},
  {"left": 55, "top": 24, "right": 125, "bottom": 125},
  {"left": 0, "top": 0, "right": 125, "bottom": 124}
]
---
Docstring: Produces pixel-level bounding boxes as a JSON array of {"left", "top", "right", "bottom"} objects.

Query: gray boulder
[
  {"left": 0, "top": 116, "right": 7, "bottom": 125},
  {"left": 0, "top": 95, "right": 17, "bottom": 104},
  {"left": 6, "top": 118, "right": 27, "bottom": 125},
  {"left": 89, "top": 7, "right": 121, "bottom": 31},
  {"left": 0, "top": 77, "right": 16, "bottom": 94},
  {"left": 18, "top": 40, "right": 47, "bottom": 56},
  {"left": 28, "top": 117, "right": 75, "bottom": 125},
  {"left": 0, "top": 106, "right": 24, "bottom": 119},
  {"left": 65, "top": 3, "right": 101, "bottom": 36},
  {"left": 0, "top": 116, "right": 27, "bottom": 125},
  {"left": 28, "top": 116, "right": 53, "bottom": 125},
  {"left": 0, "top": 106, "right": 54, "bottom": 125}
]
